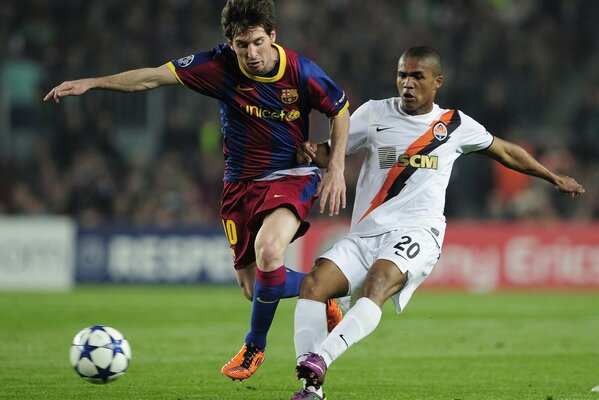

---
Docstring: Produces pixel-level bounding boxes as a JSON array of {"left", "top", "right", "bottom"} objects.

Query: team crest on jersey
[
  {"left": 280, "top": 88, "right": 298, "bottom": 104},
  {"left": 177, "top": 55, "right": 194, "bottom": 67},
  {"left": 433, "top": 122, "right": 448, "bottom": 141}
]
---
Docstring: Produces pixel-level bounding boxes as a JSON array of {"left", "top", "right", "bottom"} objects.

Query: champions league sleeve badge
[{"left": 177, "top": 55, "right": 195, "bottom": 68}]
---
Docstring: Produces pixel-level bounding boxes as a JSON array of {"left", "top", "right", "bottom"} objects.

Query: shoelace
[{"left": 240, "top": 345, "right": 259, "bottom": 369}]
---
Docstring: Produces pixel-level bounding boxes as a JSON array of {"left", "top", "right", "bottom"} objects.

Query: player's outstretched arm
[
  {"left": 480, "top": 136, "right": 585, "bottom": 197},
  {"left": 43, "top": 63, "right": 178, "bottom": 103}
]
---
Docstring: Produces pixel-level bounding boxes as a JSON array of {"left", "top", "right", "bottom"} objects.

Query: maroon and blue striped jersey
[{"left": 167, "top": 43, "right": 349, "bottom": 182}]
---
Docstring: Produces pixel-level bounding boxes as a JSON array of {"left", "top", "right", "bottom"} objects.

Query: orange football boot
[
  {"left": 325, "top": 299, "right": 343, "bottom": 333},
  {"left": 221, "top": 343, "right": 265, "bottom": 381}
]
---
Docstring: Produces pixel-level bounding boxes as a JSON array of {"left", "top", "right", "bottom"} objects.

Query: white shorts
[{"left": 320, "top": 227, "right": 440, "bottom": 313}]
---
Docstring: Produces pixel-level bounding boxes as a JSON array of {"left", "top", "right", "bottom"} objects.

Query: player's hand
[
  {"left": 43, "top": 79, "right": 92, "bottom": 103},
  {"left": 554, "top": 175, "right": 585, "bottom": 197},
  {"left": 317, "top": 166, "right": 346, "bottom": 216},
  {"left": 297, "top": 141, "right": 317, "bottom": 164}
]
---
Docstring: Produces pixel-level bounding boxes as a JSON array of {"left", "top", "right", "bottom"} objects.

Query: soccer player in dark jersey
[{"left": 44, "top": 0, "right": 348, "bottom": 381}]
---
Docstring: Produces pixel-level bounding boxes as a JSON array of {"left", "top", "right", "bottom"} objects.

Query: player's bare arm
[
  {"left": 480, "top": 136, "right": 585, "bottom": 197},
  {"left": 317, "top": 110, "right": 349, "bottom": 216},
  {"left": 43, "top": 63, "right": 178, "bottom": 103}
]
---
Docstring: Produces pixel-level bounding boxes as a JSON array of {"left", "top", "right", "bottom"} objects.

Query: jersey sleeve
[
  {"left": 167, "top": 45, "right": 229, "bottom": 99},
  {"left": 346, "top": 101, "right": 370, "bottom": 155},
  {"left": 302, "top": 57, "right": 349, "bottom": 119},
  {"left": 456, "top": 111, "right": 494, "bottom": 154}
]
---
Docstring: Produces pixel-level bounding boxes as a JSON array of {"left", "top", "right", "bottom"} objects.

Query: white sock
[
  {"left": 294, "top": 299, "right": 328, "bottom": 359},
  {"left": 306, "top": 385, "right": 324, "bottom": 397},
  {"left": 318, "top": 297, "right": 382, "bottom": 366}
]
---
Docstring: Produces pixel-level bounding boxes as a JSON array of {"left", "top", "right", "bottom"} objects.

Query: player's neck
[{"left": 258, "top": 46, "right": 280, "bottom": 77}]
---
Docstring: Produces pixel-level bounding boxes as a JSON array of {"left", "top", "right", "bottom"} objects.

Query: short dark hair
[
  {"left": 400, "top": 46, "right": 442, "bottom": 76},
  {"left": 221, "top": 0, "right": 277, "bottom": 40}
]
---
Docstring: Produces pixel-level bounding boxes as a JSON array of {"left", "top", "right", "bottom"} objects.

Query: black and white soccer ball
[{"left": 69, "top": 325, "right": 132, "bottom": 384}]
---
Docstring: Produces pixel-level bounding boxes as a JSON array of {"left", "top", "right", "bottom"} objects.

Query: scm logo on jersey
[
  {"left": 242, "top": 104, "right": 301, "bottom": 122},
  {"left": 396, "top": 154, "right": 438, "bottom": 169}
]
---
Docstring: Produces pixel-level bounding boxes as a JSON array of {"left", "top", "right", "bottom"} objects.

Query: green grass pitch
[{"left": 1, "top": 285, "right": 598, "bottom": 400}]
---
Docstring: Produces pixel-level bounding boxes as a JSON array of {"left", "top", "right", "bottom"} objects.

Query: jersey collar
[{"left": 396, "top": 98, "right": 440, "bottom": 119}]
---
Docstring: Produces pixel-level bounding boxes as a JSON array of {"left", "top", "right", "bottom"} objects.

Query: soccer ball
[{"left": 69, "top": 325, "right": 132, "bottom": 384}]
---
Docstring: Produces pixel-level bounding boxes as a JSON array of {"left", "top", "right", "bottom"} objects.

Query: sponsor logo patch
[
  {"left": 396, "top": 154, "right": 438, "bottom": 169},
  {"left": 242, "top": 104, "right": 301, "bottom": 122},
  {"left": 285, "top": 109, "right": 300, "bottom": 121}
]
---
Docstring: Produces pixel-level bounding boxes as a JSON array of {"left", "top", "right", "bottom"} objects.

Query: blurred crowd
[{"left": 0, "top": 0, "right": 597, "bottom": 228}]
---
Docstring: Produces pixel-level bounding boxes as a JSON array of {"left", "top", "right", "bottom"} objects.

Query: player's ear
[
  {"left": 434, "top": 75, "right": 443, "bottom": 90},
  {"left": 270, "top": 30, "right": 276, "bottom": 43}
]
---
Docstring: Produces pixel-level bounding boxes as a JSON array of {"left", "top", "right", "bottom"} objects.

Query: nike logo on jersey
[
  {"left": 273, "top": 194, "right": 286, "bottom": 198},
  {"left": 236, "top": 85, "right": 255, "bottom": 91},
  {"left": 256, "top": 297, "right": 278, "bottom": 304},
  {"left": 339, "top": 334, "right": 349, "bottom": 347},
  {"left": 376, "top": 126, "right": 392, "bottom": 132}
]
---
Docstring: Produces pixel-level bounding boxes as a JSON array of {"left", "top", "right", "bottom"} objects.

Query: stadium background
[
  {"left": 1, "top": 0, "right": 597, "bottom": 289},
  {"left": 1, "top": 1, "right": 599, "bottom": 399}
]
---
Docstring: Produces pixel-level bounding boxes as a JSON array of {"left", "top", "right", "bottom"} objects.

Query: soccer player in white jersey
[{"left": 287, "top": 46, "right": 585, "bottom": 400}]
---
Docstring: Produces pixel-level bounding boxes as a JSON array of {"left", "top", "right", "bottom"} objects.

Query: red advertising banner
[{"left": 296, "top": 221, "right": 599, "bottom": 290}]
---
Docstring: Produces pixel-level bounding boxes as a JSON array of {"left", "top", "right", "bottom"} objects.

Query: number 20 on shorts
[{"left": 394, "top": 235, "right": 420, "bottom": 258}]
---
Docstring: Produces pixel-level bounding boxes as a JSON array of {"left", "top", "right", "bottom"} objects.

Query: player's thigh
[
  {"left": 300, "top": 257, "right": 349, "bottom": 301},
  {"left": 316, "top": 235, "right": 372, "bottom": 299},
  {"left": 377, "top": 228, "right": 440, "bottom": 312},
  {"left": 361, "top": 259, "right": 409, "bottom": 307},
  {"left": 251, "top": 174, "right": 318, "bottom": 243},
  {"left": 254, "top": 207, "right": 301, "bottom": 266}
]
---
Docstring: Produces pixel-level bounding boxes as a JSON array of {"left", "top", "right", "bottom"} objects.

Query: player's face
[
  {"left": 230, "top": 27, "right": 277, "bottom": 76},
  {"left": 396, "top": 56, "right": 443, "bottom": 115}
]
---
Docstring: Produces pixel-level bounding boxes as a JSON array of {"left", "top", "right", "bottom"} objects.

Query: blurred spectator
[{"left": 1, "top": 0, "right": 596, "bottom": 226}]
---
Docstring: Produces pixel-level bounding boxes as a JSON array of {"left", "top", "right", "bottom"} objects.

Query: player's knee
[
  {"left": 362, "top": 270, "right": 407, "bottom": 305},
  {"left": 255, "top": 240, "right": 285, "bottom": 269},
  {"left": 361, "top": 290, "right": 386, "bottom": 307},
  {"left": 299, "top": 273, "right": 328, "bottom": 301}
]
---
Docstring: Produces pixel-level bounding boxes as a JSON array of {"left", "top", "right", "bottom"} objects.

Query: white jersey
[{"left": 347, "top": 98, "right": 493, "bottom": 245}]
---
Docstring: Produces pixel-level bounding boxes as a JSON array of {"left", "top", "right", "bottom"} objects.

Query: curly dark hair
[{"left": 221, "top": 0, "right": 277, "bottom": 40}]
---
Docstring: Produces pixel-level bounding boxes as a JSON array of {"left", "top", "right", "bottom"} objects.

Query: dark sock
[
  {"left": 282, "top": 267, "right": 307, "bottom": 298},
  {"left": 244, "top": 266, "right": 286, "bottom": 350}
]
